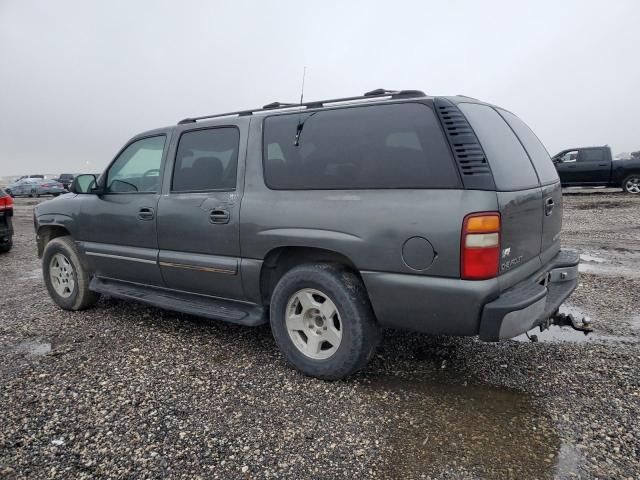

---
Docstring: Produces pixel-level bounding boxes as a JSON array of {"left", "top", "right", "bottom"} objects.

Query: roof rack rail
[{"left": 177, "top": 89, "right": 426, "bottom": 125}]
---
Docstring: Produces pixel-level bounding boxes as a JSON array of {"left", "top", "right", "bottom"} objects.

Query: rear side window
[
  {"left": 458, "top": 103, "right": 539, "bottom": 191},
  {"left": 263, "top": 103, "right": 460, "bottom": 190},
  {"left": 498, "top": 110, "right": 559, "bottom": 185},
  {"left": 172, "top": 127, "right": 240, "bottom": 192},
  {"left": 578, "top": 148, "right": 605, "bottom": 162}
]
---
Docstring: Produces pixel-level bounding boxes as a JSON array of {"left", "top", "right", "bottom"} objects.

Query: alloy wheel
[
  {"left": 285, "top": 288, "right": 342, "bottom": 360},
  {"left": 625, "top": 177, "right": 640, "bottom": 194},
  {"left": 49, "top": 253, "right": 75, "bottom": 298}
]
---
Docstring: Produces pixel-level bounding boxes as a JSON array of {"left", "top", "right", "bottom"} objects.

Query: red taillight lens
[
  {"left": 0, "top": 195, "right": 13, "bottom": 211},
  {"left": 461, "top": 212, "right": 500, "bottom": 280}
]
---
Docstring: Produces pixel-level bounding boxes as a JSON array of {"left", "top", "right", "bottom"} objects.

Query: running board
[{"left": 90, "top": 277, "right": 267, "bottom": 327}]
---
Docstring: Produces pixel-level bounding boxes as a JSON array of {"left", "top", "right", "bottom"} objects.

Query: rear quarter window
[
  {"left": 458, "top": 103, "right": 539, "bottom": 191},
  {"left": 497, "top": 109, "right": 559, "bottom": 185},
  {"left": 263, "top": 103, "right": 460, "bottom": 190}
]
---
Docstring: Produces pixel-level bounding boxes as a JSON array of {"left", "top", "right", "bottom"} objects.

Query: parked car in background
[
  {"left": 33, "top": 89, "right": 581, "bottom": 380},
  {"left": 5, "top": 178, "right": 66, "bottom": 197},
  {"left": 552, "top": 145, "right": 640, "bottom": 194},
  {"left": 54, "top": 173, "right": 76, "bottom": 190},
  {"left": 0, "top": 187, "right": 14, "bottom": 253}
]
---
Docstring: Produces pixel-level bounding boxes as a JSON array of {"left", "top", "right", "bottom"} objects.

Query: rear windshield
[
  {"left": 458, "top": 103, "right": 539, "bottom": 191},
  {"left": 263, "top": 103, "right": 460, "bottom": 190},
  {"left": 497, "top": 109, "right": 559, "bottom": 185}
]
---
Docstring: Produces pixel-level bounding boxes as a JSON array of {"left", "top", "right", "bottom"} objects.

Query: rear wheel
[
  {"left": 270, "top": 263, "right": 380, "bottom": 380},
  {"left": 0, "top": 243, "right": 11, "bottom": 253},
  {"left": 43, "top": 236, "right": 100, "bottom": 310},
  {"left": 622, "top": 174, "right": 640, "bottom": 194}
]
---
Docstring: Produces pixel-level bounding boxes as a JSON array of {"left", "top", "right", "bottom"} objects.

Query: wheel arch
[
  {"left": 37, "top": 224, "right": 71, "bottom": 257},
  {"left": 258, "top": 246, "right": 364, "bottom": 306}
]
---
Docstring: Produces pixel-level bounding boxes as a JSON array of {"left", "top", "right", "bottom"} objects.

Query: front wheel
[
  {"left": 270, "top": 264, "right": 380, "bottom": 380},
  {"left": 622, "top": 174, "right": 640, "bottom": 194},
  {"left": 42, "top": 236, "right": 100, "bottom": 310}
]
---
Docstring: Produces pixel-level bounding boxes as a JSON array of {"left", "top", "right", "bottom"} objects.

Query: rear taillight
[
  {"left": 461, "top": 212, "right": 500, "bottom": 280},
  {"left": 0, "top": 194, "right": 13, "bottom": 211}
]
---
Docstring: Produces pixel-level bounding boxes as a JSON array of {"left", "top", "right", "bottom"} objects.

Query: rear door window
[
  {"left": 263, "top": 103, "right": 460, "bottom": 190},
  {"left": 458, "top": 103, "right": 539, "bottom": 191},
  {"left": 497, "top": 109, "right": 559, "bottom": 185},
  {"left": 578, "top": 148, "right": 605, "bottom": 162},
  {"left": 172, "top": 127, "right": 240, "bottom": 192}
]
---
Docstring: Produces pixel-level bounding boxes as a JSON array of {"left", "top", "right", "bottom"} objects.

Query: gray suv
[{"left": 34, "top": 89, "right": 579, "bottom": 379}]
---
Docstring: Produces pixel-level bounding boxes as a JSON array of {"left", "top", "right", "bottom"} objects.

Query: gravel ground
[{"left": 1, "top": 190, "right": 639, "bottom": 479}]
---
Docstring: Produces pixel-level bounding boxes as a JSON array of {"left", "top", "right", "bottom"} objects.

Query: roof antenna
[
  {"left": 294, "top": 66, "right": 307, "bottom": 147},
  {"left": 299, "top": 66, "right": 306, "bottom": 105}
]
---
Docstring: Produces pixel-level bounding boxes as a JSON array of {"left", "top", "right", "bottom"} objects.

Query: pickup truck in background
[{"left": 552, "top": 146, "right": 640, "bottom": 194}]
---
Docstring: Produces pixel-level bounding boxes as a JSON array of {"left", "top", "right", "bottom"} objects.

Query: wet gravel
[{"left": 1, "top": 191, "right": 639, "bottom": 479}]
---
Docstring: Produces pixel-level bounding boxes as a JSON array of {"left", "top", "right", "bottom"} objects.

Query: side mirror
[{"left": 70, "top": 174, "right": 99, "bottom": 194}]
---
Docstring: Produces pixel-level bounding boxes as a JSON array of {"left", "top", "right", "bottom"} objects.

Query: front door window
[{"left": 106, "top": 136, "right": 166, "bottom": 193}]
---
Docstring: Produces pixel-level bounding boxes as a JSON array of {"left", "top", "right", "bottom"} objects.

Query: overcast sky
[{"left": 1, "top": 0, "right": 639, "bottom": 175}]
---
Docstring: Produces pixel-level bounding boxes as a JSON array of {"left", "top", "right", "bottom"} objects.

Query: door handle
[
  {"left": 544, "top": 197, "right": 554, "bottom": 216},
  {"left": 598, "top": 163, "right": 607, "bottom": 167},
  {"left": 138, "top": 207, "right": 155, "bottom": 221},
  {"left": 209, "top": 209, "right": 230, "bottom": 224}
]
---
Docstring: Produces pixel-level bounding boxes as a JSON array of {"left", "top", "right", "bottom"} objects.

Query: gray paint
[{"left": 34, "top": 94, "right": 574, "bottom": 338}]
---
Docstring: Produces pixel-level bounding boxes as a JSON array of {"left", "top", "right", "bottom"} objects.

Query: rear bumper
[
  {"left": 479, "top": 250, "right": 580, "bottom": 341},
  {"left": 361, "top": 249, "right": 579, "bottom": 338}
]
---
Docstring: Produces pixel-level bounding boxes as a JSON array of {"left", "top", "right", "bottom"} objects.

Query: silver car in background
[{"left": 6, "top": 178, "right": 66, "bottom": 197}]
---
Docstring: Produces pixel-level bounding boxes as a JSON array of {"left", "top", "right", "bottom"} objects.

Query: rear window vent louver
[{"left": 435, "top": 98, "right": 495, "bottom": 190}]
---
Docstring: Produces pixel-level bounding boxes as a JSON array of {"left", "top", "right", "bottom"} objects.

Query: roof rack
[{"left": 177, "top": 88, "right": 426, "bottom": 125}]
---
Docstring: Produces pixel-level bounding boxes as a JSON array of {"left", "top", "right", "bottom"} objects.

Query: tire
[
  {"left": 0, "top": 243, "right": 11, "bottom": 253},
  {"left": 270, "top": 263, "right": 380, "bottom": 380},
  {"left": 622, "top": 174, "right": 640, "bottom": 194},
  {"left": 42, "top": 236, "right": 100, "bottom": 310}
]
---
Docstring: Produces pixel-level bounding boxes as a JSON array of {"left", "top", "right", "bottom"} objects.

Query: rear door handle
[
  {"left": 138, "top": 207, "right": 155, "bottom": 221},
  {"left": 209, "top": 208, "right": 230, "bottom": 224},
  {"left": 544, "top": 197, "right": 555, "bottom": 216}
]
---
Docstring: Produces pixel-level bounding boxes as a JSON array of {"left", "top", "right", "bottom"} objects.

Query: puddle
[
  {"left": 579, "top": 253, "right": 605, "bottom": 264},
  {"left": 577, "top": 249, "right": 640, "bottom": 278},
  {"left": 15, "top": 340, "right": 52, "bottom": 357},
  {"left": 513, "top": 305, "right": 637, "bottom": 344},
  {"left": 365, "top": 374, "right": 578, "bottom": 479}
]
